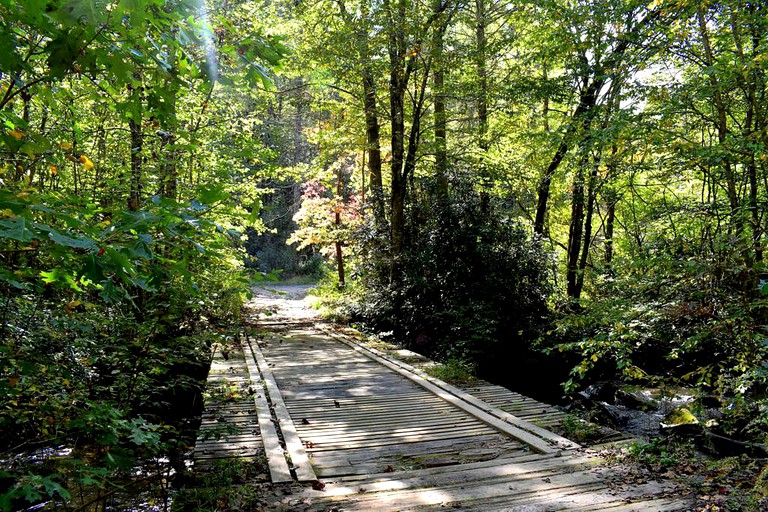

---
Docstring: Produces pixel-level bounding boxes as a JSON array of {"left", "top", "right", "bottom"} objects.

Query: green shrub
[{"left": 355, "top": 178, "right": 553, "bottom": 376}]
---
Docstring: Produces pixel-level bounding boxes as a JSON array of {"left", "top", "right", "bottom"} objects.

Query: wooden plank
[
  {"left": 347, "top": 333, "right": 578, "bottom": 449},
  {"left": 194, "top": 345, "right": 268, "bottom": 471},
  {"left": 375, "top": 346, "right": 580, "bottom": 451},
  {"left": 292, "top": 407, "right": 472, "bottom": 426},
  {"left": 299, "top": 425, "right": 498, "bottom": 445},
  {"left": 309, "top": 444, "right": 525, "bottom": 471},
  {"left": 247, "top": 337, "right": 317, "bottom": 482},
  {"left": 324, "top": 332, "right": 563, "bottom": 453},
  {"left": 302, "top": 428, "right": 500, "bottom": 451},
  {"left": 306, "top": 433, "right": 520, "bottom": 462},
  {"left": 324, "top": 450, "right": 590, "bottom": 485},
  {"left": 286, "top": 391, "right": 428, "bottom": 405},
  {"left": 240, "top": 341, "right": 293, "bottom": 483},
  {"left": 338, "top": 347, "right": 580, "bottom": 450},
  {"left": 306, "top": 473, "right": 607, "bottom": 510}
]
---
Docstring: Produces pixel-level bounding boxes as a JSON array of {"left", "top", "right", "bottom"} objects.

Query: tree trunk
[
  {"left": 575, "top": 160, "right": 598, "bottom": 297},
  {"left": 362, "top": 69, "right": 385, "bottom": 225},
  {"left": 566, "top": 162, "right": 586, "bottom": 300},
  {"left": 432, "top": 0, "right": 448, "bottom": 200},
  {"left": 475, "top": 0, "right": 490, "bottom": 211},
  {"left": 129, "top": 117, "right": 143, "bottom": 211},
  {"left": 335, "top": 163, "right": 345, "bottom": 287},
  {"left": 604, "top": 191, "right": 616, "bottom": 271},
  {"left": 159, "top": 81, "right": 178, "bottom": 200},
  {"left": 532, "top": 7, "right": 661, "bottom": 235},
  {"left": 386, "top": 0, "right": 409, "bottom": 266},
  {"left": 730, "top": 6, "right": 764, "bottom": 262},
  {"left": 534, "top": 81, "right": 599, "bottom": 235}
]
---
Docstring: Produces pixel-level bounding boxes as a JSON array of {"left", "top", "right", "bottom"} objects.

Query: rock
[
  {"left": 660, "top": 407, "right": 701, "bottom": 437},
  {"left": 578, "top": 381, "right": 619, "bottom": 402},
  {"left": 615, "top": 388, "right": 658, "bottom": 411}
]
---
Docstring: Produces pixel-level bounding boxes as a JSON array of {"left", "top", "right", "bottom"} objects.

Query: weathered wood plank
[
  {"left": 322, "top": 333, "right": 564, "bottom": 454},
  {"left": 292, "top": 409, "right": 474, "bottom": 428},
  {"left": 306, "top": 434, "right": 521, "bottom": 463},
  {"left": 247, "top": 337, "right": 317, "bottom": 482},
  {"left": 240, "top": 341, "right": 293, "bottom": 483},
  {"left": 339, "top": 333, "right": 582, "bottom": 451}
]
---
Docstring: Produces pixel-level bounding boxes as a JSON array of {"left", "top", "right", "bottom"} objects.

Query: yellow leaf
[
  {"left": 49, "top": 164, "right": 58, "bottom": 175},
  {"left": 80, "top": 155, "right": 94, "bottom": 171},
  {"left": 591, "top": 354, "right": 599, "bottom": 362},
  {"left": 59, "top": 141, "right": 72, "bottom": 150},
  {"left": 8, "top": 129, "right": 23, "bottom": 140}
]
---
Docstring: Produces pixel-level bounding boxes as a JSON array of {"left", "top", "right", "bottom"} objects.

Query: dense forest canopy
[{"left": 1, "top": 0, "right": 767, "bottom": 508}]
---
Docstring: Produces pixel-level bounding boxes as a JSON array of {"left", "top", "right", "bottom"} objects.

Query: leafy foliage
[
  {"left": 355, "top": 179, "right": 553, "bottom": 375},
  {"left": 0, "top": 0, "right": 287, "bottom": 509}
]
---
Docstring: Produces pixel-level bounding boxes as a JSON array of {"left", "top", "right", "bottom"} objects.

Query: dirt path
[{"left": 247, "top": 284, "right": 321, "bottom": 322}]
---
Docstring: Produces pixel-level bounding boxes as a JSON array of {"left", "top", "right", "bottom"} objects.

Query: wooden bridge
[{"left": 194, "top": 287, "right": 693, "bottom": 511}]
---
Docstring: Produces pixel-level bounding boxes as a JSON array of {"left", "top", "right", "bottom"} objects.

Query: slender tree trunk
[
  {"left": 129, "top": 118, "right": 143, "bottom": 211},
  {"left": 604, "top": 192, "right": 616, "bottom": 271},
  {"left": 475, "top": 0, "right": 490, "bottom": 212},
  {"left": 532, "top": 6, "right": 661, "bottom": 235},
  {"left": 404, "top": 66, "right": 430, "bottom": 182},
  {"left": 575, "top": 160, "right": 598, "bottom": 297},
  {"left": 542, "top": 65, "right": 550, "bottom": 133},
  {"left": 534, "top": 81, "right": 599, "bottom": 235},
  {"left": 386, "top": 0, "right": 409, "bottom": 265},
  {"left": 95, "top": 119, "right": 106, "bottom": 201},
  {"left": 362, "top": 70, "right": 385, "bottom": 225},
  {"left": 432, "top": 0, "right": 448, "bottom": 200},
  {"left": 160, "top": 82, "right": 178, "bottom": 200},
  {"left": 336, "top": 0, "right": 385, "bottom": 225},
  {"left": 731, "top": 7, "right": 764, "bottom": 262},
  {"left": 335, "top": 164, "right": 345, "bottom": 287},
  {"left": 566, "top": 161, "right": 586, "bottom": 300}
]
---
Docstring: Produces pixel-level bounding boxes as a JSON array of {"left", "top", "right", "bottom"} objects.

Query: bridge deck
[{"left": 192, "top": 287, "right": 692, "bottom": 510}]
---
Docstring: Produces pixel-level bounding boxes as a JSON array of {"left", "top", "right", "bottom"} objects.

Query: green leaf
[
  {"left": 40, "top": 477, "right": 70, "bottom": 501},
  {"left": 45, "top": 30, "right": 81, "bottom": 78},
  {"left": 196, "top": 184, "right": 230, "bottom": 204},
  {"left": 116, "top": 0, "right": 146, "bottom": 27},
  {"left": 59, "top": 0, "right": 110, "bottom": 25},
  {"left": 40, "top": 269, "right": 61, "bottom": 284},
  {"left": 0, "top": 268, "right": 28, "bottom": 289},
  {"left": 81, "top": 254, "right": 105, "bottom": 283},
  {"left": 0, "top": 217, "right": 38, "bottom": 242},
  {"left": 48, "top": 229, "right": 98, "bottom": 251}
]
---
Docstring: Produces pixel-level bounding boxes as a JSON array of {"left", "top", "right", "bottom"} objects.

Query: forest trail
[{"left": 196, "top": 284, "right": 694, "bottom": 511}]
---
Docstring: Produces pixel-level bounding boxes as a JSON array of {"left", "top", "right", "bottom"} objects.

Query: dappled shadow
[{"left": 246, "top": 291, "right": 693, "bottom": 511}]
